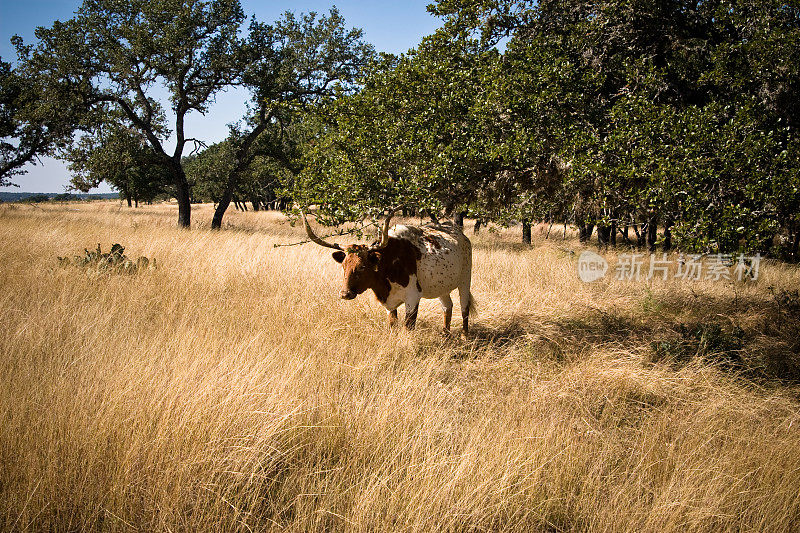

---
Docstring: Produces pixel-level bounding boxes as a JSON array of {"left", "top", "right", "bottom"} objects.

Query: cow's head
[
  {"left": 301, "top": 208, "right": 395, "bottom": 300},
  {"left": 331, "top": 245, "right": 383, "bottom": 299}
]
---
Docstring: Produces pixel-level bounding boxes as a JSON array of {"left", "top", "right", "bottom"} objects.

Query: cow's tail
[{"left": 467, "top": 292, "right": 478, "bottom": 318}]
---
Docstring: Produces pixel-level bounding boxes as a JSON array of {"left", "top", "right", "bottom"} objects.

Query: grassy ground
[{"left": 1, "top": 201, "right": 799, "bottom": 532}]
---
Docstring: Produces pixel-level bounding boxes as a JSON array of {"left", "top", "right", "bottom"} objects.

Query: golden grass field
[{"left": 1, "top": 200, "right": 800, "bottom": 532}]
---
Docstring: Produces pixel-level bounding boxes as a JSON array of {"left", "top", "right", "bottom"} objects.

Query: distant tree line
[
  {"left": 1, "top": 0, "right": 798, "bottom": 258},
  {"left": 0, "top": 192, "right": 112, "bottom": 203}
]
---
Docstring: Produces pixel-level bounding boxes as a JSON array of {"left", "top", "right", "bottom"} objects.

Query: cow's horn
[
  {"left": 373, "top": 206, "right": 400, "bottom": 250},
  {"left": 300, "top": 209, "right": 343, "bottom": 250}
]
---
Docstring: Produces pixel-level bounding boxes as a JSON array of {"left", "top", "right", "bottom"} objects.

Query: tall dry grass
[{"left": 1, "top": 201, "right": 799, "bottom": 532}]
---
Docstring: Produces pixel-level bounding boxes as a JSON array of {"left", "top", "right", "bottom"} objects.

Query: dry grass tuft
[{"left": 1, "top": 201, "right": 799, "bottom": 532}]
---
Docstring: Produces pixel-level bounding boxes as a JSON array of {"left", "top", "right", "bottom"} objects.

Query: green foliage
[
  {"left": 297, "top": 0, "right": 800, "bottom": 256},
  {"left": 22, "top": 193, "right": 51, "bottom": 203},
  {"left": 65, "top": 121, "right": 168, "bottom": 204},
  {"left": 0, "top": 58, "right": 83, "bottom": 184},
  {"left": 10, "top": 0, "right": 800, "bottom": 250},
  {"left": 202, "top": 8, "right": 374, "bottom": 228},
  {"left": 295, "top": 32, "right": 500, "bottom": 223},
  {"left": 184, "top": 140, "right": 237, "bottom": 203},
  {"left": 52, "top": 193, "right": 78, "bottom": 202}
]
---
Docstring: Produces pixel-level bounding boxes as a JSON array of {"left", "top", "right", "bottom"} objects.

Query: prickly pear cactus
[{"left": 57, "top": 244, "right": 156, "bottom": 274}]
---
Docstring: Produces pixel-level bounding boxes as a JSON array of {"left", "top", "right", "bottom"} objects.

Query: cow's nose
[{"left": 340, "top": 290, "right": 356, "bottom": 300}]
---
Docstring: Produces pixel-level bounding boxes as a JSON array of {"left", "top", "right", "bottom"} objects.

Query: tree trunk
[
  {"left": 663, "top": 221, "right": 673, "bottom": 251},
  {"left": 126, "top": 195, "right": 132, "bottom": 208},
  {"left": 174, "top": 168, "right": 191, "bottom": 228},
  {"left": 207, "top": 115, "right": 270, "bottom": 228},
  {"left": 522, "top": 219, "right": 532, "bottom": 244},
  {"left": 423, "top": 210, "right": 439, "bottom": 224},
  {"left": 454, "top": 211, "right": 467, "bottom": 228},
  {"left": 634, "top": 224, "right": 646, "bottom": 248},
  {"left": 579, "top": 223, "right": 595, "bottom": 243},
  {"left": 134, "top": 197, "right": 139, "bottom": 208},
  {"left": 474, "top": 219, "right": 482, "bottom": 234},
  {"left": 597, "top": 225, "right": 612, "bottom": 247},
  {"left": 212, "top": 188, "right": 233, "bottom": 230},
  {"left": 760, "top": 236, "right": 775, "bottom": 255},
  {"left": 610, "top": 219, "right": 617, "bottom": 247},
  {"left": 647, "top": 215, "right": 658, "bottom": 252}
]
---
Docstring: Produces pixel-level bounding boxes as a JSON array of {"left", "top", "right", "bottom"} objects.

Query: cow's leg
[
  {"left": 439, "top": 294, "right": 453, "bottom": 333},
  {"left": 458, "top": 282, "right": 472, "bottom": 336},
  {"left": 404, "top": 292, "right": 422, "bottom": 330},
  {"left": 388, "top": 309, "right": 399, "bottom": 328}
]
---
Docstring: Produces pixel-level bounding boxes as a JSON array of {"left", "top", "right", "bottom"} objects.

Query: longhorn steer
[{"left": 302, "top": 210, "right": 474, "bottom": 334}]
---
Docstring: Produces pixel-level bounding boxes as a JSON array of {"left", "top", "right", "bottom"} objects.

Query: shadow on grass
[{"left": 436, "top": 289, "right": 800, "bottom": 387}]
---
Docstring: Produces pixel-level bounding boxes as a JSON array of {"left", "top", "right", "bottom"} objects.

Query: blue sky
[{"left": 0, "top": 0, "right": 442, "bottom": 193}]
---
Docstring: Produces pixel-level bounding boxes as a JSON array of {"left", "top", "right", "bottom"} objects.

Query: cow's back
[{"left": 389, "top": 222, "right": 471, "bottom": 298}]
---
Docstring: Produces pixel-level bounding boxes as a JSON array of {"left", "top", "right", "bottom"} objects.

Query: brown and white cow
[{"left": 302, "top": 210, "right": 474, "bottom": 334}]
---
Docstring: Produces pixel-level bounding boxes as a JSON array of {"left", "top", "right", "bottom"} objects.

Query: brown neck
[{"left": 371, "top": 278, "right": 392, "bottom": 303}]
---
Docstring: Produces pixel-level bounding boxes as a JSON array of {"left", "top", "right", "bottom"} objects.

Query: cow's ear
[{"left": 332, "top": 251, "right": 346, "bottom": 263}]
